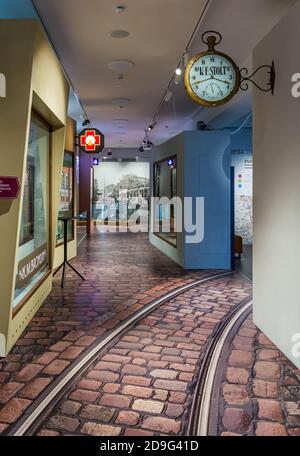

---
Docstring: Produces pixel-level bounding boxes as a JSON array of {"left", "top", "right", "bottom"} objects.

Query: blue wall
[
  {"left": 0, "top": 0, "right": 37, "bottom": 18},
  {"left": 150, "top": 131, "right": 232, "bottom": 270},
  {"left": 231, "top": 128, "right": 252, "bottom": 151},
  {"left": 184, "top": 131, "right": 232, "bottom": 269}
]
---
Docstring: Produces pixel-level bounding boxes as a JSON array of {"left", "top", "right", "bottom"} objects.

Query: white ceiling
[
  {"left": 33, "top": 0, "right": 297, "bottom": 148},
  {"left": 33, "top": 0, "right": 208, "bottom": 146}
]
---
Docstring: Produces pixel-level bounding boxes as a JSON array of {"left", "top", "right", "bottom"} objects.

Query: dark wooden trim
[
  {"left": 154, "top": 154, "right": 177, "bottom": 167},
  {"left": 153, "top": 154, "right": 178, "bottom": 248}
]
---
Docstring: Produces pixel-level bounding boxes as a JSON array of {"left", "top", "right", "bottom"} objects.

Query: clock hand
[
  {"left": 212, "top": 77, "right": 230, "bottom": 86},
  {"left": 193, "top": 76, "right": 230, "bottom": 86},
  {"left": 192, "top": 77, "right": 212, "bottom": 85}
]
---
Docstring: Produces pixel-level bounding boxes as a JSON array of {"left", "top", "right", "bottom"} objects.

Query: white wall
[{"left": 253, "top": 0, "right": 300, "bottom": 369}]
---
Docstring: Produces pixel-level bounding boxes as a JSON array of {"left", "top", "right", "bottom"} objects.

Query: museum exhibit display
[
  {"left": 56, "top": 151, "right": 74, "bottom": 245},
  {"left": 14, "top": 114, "right": 50, "bottom": 310},
  {"left": 150, "top": 131, "right": 232, "bottom": 270},
  {"left": 0, "top": 19, "right": 69, "bottom": 356},
  {"left": 93, "top": 161, "right": 150, "bottom": 228}
]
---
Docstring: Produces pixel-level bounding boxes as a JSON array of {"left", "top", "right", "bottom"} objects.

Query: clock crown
[
  {"left": 201, "top": 31, "right": 222, "bottom": 50},
  {"left": 207, "top": 36, "right": 217, "bottom": 51}
]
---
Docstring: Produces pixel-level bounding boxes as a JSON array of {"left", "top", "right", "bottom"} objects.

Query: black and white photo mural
[{"left": 93, "top": 161, "right": 150, "bottom": 230}]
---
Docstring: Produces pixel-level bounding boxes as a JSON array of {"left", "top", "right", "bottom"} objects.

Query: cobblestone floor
[
  {"left": 0, "top": 232, "right": 299, "bottom": 436},
  {"left": 36, "top": 273, "right": 252, "bottom": 436},
  {"left": 0, "top": 233, "right": 219, "bottom": 433},
  {"left": 219, "top": 313, "right": 300, "bottom": 437}
]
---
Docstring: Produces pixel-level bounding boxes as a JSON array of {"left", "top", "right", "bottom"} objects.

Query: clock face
[{"left": 185, "top": 52, "right": 240, "bottom": 106}]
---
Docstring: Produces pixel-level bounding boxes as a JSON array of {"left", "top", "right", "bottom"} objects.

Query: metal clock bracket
[{"left": 239, "top": 61, "right": 275, "bottom": 95}]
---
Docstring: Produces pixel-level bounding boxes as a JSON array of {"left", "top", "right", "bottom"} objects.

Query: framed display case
[
  {"left": 153, "top": 155, "right": 177, "bottom": 247},
  {"left": 13, "top": 112, "right": 51, "bottom": 312},
  {"left": 56, "top": 150, "right": 75, "bottom": 245}
]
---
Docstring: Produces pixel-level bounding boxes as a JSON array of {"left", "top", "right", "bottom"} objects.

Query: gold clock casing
[{"left": 184, "top": 50, "right": 241, "bottom": 108}]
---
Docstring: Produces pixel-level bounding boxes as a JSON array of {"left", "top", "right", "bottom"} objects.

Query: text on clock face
[
  {"left": 189, "top": 57, "right": 236, "bottom": 101},
  {"left": 193, "top": 64, "right": 232, "bottom": 77}
]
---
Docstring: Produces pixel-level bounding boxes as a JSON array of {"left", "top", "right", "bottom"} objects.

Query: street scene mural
[{"left": 93, "top": 162, "right": 150, "bottom": 228}]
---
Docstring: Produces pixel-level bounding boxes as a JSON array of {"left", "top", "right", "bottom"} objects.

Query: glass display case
[{"left": 14, "top": 114, "right": 50, "bottom": 309}]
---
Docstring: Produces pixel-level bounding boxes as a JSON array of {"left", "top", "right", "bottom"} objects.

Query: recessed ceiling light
[
  {"left": 113, "top": 118, "right": 129, "bottom": 124},
  {"left": 107, "top": 60, "right": 135, "bottom": 72},
  {"left": 115, "top": 5, "right": 126, "bottom": 14},
  {"left": 111, "top": 99, "right": 130, "bottom": 105},
  {"left": 110, "top": 30, "right": 130, "bottom": 39}
]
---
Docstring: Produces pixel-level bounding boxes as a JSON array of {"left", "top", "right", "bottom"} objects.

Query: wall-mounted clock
[{"left": 184, "top": 31, "right": 240, "bottom": 107}]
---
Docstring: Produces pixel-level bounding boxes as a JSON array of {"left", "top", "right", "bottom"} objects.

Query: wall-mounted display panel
[
  {"left": 13, "top": 113, "right": 50, "bottom": 310},
  {"left": 93, "top": 161, "right": 150, "bottom": 227},
  {"left": 56, "top": 151, "right": 74, "bottom": 245},
  {"left": 232, "top": 149, "right": 253, "bottom": 244}
]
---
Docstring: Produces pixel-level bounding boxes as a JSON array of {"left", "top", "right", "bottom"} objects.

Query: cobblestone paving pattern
[
  {"left": 36, "top": 273, "right": 251, "bottom": 436},
  {"left": 219, "top": 313, "right": 300, "bottom": 436},
  {"left": 0, "top": 233, "right": 220, "bottom": 433}
]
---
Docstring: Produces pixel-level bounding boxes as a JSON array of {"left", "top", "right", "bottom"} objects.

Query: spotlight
[
  {"left": 164, "top": 89, "right": 173, "bottom": 102},
  {"left": 143, "top": 141, "right": 153, "bottom": 151},
  {"left": 148, "top": 120, "right": 157, "bottom": 131},
  {"left": 82, "top": 119, "right": 90, "bottom": 127},
  {"left": 174, "top": 67, "right": 182, "bottom": 85},
  {"left": 115, "top": 5, "right": 126, "bottom": 14},
  {"left": 93, "top": 158, "right": 99, "bottom": 166},
  {"left": 167, "top": 158, "right": 176, "bottom": 169}
]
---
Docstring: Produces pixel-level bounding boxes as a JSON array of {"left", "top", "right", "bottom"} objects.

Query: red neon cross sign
[{"left": 80, "top": 129, "right": 102, "bottom": 152}]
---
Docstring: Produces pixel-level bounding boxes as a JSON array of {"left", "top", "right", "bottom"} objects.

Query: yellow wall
[{"left": 0, "top": 20, "right": 69, "bottom": 355}]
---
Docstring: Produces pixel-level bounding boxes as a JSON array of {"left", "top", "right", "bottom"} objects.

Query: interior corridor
[{"left": 1, "top": 0, "right": 300, "bottom": 442}]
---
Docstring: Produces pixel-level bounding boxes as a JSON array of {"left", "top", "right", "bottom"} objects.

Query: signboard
[
  {"left": 79, "top": 128, "right": 104, "bottom": 154},
  {"left": 16, "top": 243, "right": 48, "bottom": 290},
  {"left": 0, "top": 176, "right": 20, "bottom": 199}
]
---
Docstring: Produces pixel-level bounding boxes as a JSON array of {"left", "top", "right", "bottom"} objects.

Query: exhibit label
[{"left": 0, "top": 176, "right": 20, "bottom": 199}]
